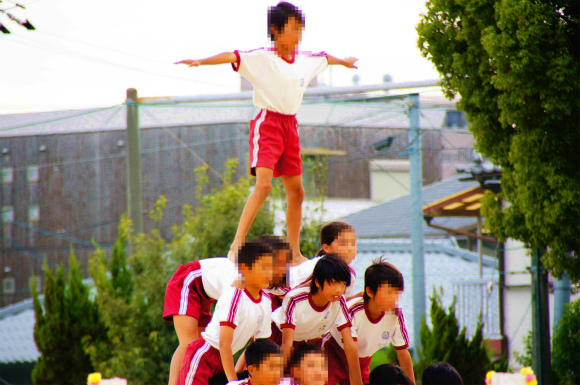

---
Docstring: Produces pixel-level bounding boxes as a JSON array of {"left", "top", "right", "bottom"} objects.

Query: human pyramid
[{"left": 166, "top": 3, "right": 414, "bottom": 385}]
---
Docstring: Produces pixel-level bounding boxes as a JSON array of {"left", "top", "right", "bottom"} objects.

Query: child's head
[
  {"left": 245, "top": 339, "right": 283, "bottom": 385},
  {"left": 289, "top": 345, "right": 328, "bottom": 385},
  {"left": 364, "top": 256, "right": 404, "bottom": 312},
  {"left": 369, "top": 364, "right": 413, "bottom": 385},
  {"left": 237, "top": 239, "right": 274, "bottom": 290},
  {"left": 258, "top": 235, "right": 291, "bottom": 288},
  {"left": 267, "top": 2, "right": 304, "bottom": 47},
  {"left": 316, "top": 221, "right": 357, "bottom": 265},
  {"left": 422, "top": 362, "right": 463, "bottom": 385},
  {"left": 310, "top": 255, "right": 351, "bottom": 302}
]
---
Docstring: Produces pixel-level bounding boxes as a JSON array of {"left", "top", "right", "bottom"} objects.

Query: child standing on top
[
  {"left": 321, "top": 258, "right": 414, "bottom": 385},
  {"left": 175, "top": 2, "right": 358, "bottom": 264}
]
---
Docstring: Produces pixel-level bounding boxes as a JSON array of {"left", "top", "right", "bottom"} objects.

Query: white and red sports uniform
[
  {"left": 163, "top": 257, "right": 238, "bottom": 326},
  {"left": 271, "top": 286, "right": 352, "bottom": 345},
  {"left": 288, "top": 256, "right": 357, "bottom": 298},
  {"left": 232, "top": 47, "right": 328, "bottom": 177},
  {"left": 322, "top": 297, "right": 410, "bottom": 385},
  {"left": 178, "top": 287, "right": 272, "bottom": 385}
]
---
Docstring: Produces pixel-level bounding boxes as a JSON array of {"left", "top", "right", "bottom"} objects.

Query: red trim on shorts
[{"left": 219, "top": 321, "right": 237, "bottom": 329}]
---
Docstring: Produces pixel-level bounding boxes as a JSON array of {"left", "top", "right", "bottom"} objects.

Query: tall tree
[
  {"left": 32, "top": 247, "right": 105, "bottom": 385},
  {"left": 417, "top": 0, "right": 580, "bottom": 283}
]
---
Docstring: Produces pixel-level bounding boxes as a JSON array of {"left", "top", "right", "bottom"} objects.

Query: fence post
[{"left": 126, "top": 88, "right": 143, "bottom": 234}]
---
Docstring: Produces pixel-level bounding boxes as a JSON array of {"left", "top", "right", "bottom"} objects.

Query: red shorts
[
  {"left": 163, "top": 261, "right": 215, "bottom": 327},
  {"left": 322, "top": 334, "right": 372, "bottom": 385},
  {"left": 249, "top": 109, "right": 301, "bottom": 177},
  {"left": 178, "top": 338, "right": 223, "bottom": 385}
]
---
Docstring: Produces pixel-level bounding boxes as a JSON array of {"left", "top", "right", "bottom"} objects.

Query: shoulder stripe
[
  {"left": 398, "top": 313, "right": 410, "bottom": 346},
  {"left": 227, "top": 289, "right": 242, "bottom": 324},
  {"left": 350, "top": 303, "right": 365, "bottom": 317},
  {"left": 285, "top": 293, "right": 309, "bottom": 325},
  {"left": 339, "top": 296, "right": 353, "bottom": 324},
  {"left": 349, "top": 266, "right": 357, "bottom": 277}
]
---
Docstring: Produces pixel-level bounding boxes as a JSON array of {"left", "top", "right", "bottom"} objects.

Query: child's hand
[
  {"left": 343, "top": 57, "right": 358, "bottom": 69},
  {"left": 174, "top": 59, "right": 201, "bottom": 67},
  {"left": 231, "top": 277, "right": 245, "bottom": 289}
]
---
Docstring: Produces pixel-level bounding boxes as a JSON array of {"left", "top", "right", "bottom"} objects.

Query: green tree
[
  {"left": 552, "top": 298, "right": 580, "bottom": 385},
  {"left": 417, "top": 0, "right": 580, "bottom": 283},
  {"left": 32, "top": 247, "right": 105, "bottom": 385},
  {"left": 414, "top": 289, "right": 490, "bottom": 385}
]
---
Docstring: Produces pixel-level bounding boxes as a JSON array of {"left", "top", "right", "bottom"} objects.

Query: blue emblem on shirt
[{"left": 382, "top": 331, "right": 390, "bottom": 340}]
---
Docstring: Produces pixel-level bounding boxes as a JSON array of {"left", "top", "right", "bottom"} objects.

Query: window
[
  {"left": 3, "top": 277, "right": 15, "bottom": 294},
  {"left": 1, "top": 167, "right": 13, "bottom": 184},
  {"left": 444, "top": 110, "right": 468, "bottom": 129},
  {"left": 27, "top": 166, "right": 39, "bottom": 183},
  {"left": 2, "top": 206, "right": 14, "bottom": 247}
]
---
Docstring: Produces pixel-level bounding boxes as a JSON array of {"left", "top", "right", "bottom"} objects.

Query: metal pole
[
  {"left": 408, "top": 93, "right": 426, "bottom": 357},
  {"left": 553, "top": 272, "right": 571, "bottom": 327},
  {"left": 531, "top": 249, "right": 552, "bottom": 385},
  {"left": 477, "top": 216, "right": 483, "bottom": 278},
  {"left": 126, "top": 88, "right": 143, "bottom": 234}
]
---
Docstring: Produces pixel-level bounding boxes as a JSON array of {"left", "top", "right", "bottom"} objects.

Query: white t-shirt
[
  {"left": 271, "top": 286, "right": 352, "bottom": 341},
  {"left": 198, "top": 257, "right": 239, "bottom": 300},
  {"left": 228, "top": 379, "right": 296, "bottom": 385},
  {"left": 328, "top": 297, "right": 410, "bottom": 357},
  {"left": 201, "top": 287, "right": 272, "bottom": 353},
  {"left": 233, "top": 47, "right": 328, "bottom": 115},
  {"left": 288, "top": 256, "right": 357, "bottom": 298}
]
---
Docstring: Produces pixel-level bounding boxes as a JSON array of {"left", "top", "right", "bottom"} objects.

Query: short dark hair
[
  {"left": 310, "top": 254, "right": 351, "bottom": 295},
  {"left": 369, "top": 364, "right": 413, "bottom": 385},
  {"left": 267, "top": 2, "right": 305, "bottom": 41},
  {"left": 237, "top": 239, "right": 273, "bottom": 267},
  {"left": 245, "top": 339, "right": 281, "bottom": 368},
  {"left": 364, "top": 256, "right": 404, "bottom": 301},
  {"left": 258, "top": 235, "right": 291, "bottom": 257},
  {"left": 289, "top": 344, "right": 325, "bottom": 369},
  {"left": 316, "top": 221, "right": 354, "bottom": 256},
  {"left": 422, "top": 362, "right": 463, "bottom": 385}
]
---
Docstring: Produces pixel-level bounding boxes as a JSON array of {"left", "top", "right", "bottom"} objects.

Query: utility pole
[
  {"left": 408, "top": 93, "right": 426, "bottom": 357},
  {"left": 126, "top": 88, "right": 143, "bottom": 234},
  {"left": 531, "top": 249, "right": 551, "bottom": 385}
]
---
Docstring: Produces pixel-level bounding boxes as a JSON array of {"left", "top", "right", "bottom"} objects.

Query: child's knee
[
  {"left": 254, "top": 181, "right": 272, "bottom": 198},
  {"left": 287, "top": 184, "right": 305, "bottom": 203}
]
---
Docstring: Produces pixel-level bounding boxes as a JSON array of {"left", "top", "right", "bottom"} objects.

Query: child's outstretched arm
[
  {"left": 397, "top": 348, "right": 416, "bottom": 384},
  {"left": 219, "top": 325, "right": 238, "bottom": 382},
  {"left": 327, "top": 55, "right": 358, "bottom": 69},
  {"left": 175, "top": 52, "right": 237, "bottom": 67}
]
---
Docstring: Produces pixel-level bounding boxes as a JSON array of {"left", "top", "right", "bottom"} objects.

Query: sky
[{"left": 0, "top": 0, "right": 442, "bottom": 113}]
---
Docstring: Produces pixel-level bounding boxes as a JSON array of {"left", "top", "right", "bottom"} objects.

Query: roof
[
  {"left": 423, "top": 186, "right": 485, "bottom": 217},
  {"left": 0, "top": 297, "right": 42, "bottom": 364},
  {"left": 0, "top": 93, "right": 448, "bottom": 138},
  {"left": 342, "top": 176, "right": 479, "bottom": 238},
  {"left": 351, "top": 238, "right": 499, "bottom": 345}
]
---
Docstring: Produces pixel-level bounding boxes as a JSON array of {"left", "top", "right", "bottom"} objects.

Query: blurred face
[
  {"left": 243, "top": 254, "right": 274, "bottom": 289},
  {"left": 371, "top": 283, "right": 401, "bottom": 312},
  {"left": 248, "top": 354, "right": 283, "bottom": 385},
  {"left": 323, "top": 229, "right": 357, "bottom": 265},
  {"left": 271, "top": 249, "right": 290, "bottom": 287},
  {"left": 292, "top": 353, "right": 328, "bottom": 385},
  {"left": 317, "top": 278, "right": 347, "bottom": 303},
  {"left": 272, "top": 16, "right": 303, "bottom": 50}
]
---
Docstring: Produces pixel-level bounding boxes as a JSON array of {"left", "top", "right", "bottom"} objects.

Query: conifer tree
[{"left": 32, "top": 247, "right": 105, "bottom": 385}]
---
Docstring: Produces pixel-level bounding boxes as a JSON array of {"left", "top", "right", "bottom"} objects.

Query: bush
[{"left": 552, "top": 298, "right": 580, "bottom": 385}]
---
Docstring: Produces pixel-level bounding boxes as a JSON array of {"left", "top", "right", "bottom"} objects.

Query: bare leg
[
  {"left": 281, "top": 174, "right": 307, "bottom": 265},
  {"left": 228, "top": 167, "right": 274, "bottom": 260},
  {"left": 168, "top": 315, "right": 199, "bottom": 385}
]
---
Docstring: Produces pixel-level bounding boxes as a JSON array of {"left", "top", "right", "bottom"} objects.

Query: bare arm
[
  {"left": 281, "top": 327, "right": 295, "bottom": 365},
  {"left": 219, "top": 325, "right": 237, "bottom": 382},
  {"left": 175, "top": 52, "right": 237, "bottom": 67},
  {"left": 346, "top": 290, "right": 364, "bottom": 301},
  {"left": 397, "top": 348, "right": 415, "bottom": 384},
  {"left": 234, "top": 349, "right": 246, "bottom": 373},
  {"left": 327, "top": 54, "right": 358, "bottom": 68},
  {"left": 341, "top": 328, "right": 363, "bottom": 385}
]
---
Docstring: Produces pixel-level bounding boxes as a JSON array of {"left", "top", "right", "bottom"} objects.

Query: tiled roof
[
  {"left": 342, "top": 176, "right": 479, "bottom": 238},
  {"left": 351, "top": 238, "right": 499, "bottom": 345},
  {"left": 0, "top": 297, "right": 41, "bottom": 364}
]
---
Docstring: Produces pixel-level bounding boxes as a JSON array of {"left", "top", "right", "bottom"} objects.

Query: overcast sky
[{"left": 0, "top": 0, "right": 441, "bottom": 113}]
